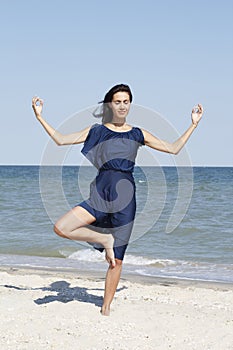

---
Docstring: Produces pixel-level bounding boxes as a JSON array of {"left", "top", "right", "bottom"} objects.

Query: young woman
[{"left": 32, "top": 84, "right": 203, "bottom": 316}]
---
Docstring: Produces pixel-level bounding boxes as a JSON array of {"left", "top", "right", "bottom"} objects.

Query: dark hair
[{"left": 93, "top": 84, "right": 133, "bottom": 124}]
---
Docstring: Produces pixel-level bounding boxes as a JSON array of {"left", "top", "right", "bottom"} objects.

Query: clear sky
[{"left": 0, "top": 0, "right": 232, "bottom": 166}]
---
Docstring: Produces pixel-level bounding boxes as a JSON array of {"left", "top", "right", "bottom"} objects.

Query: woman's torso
[{"left": 81, "top": 123, "right": 145, "bottom": 173}]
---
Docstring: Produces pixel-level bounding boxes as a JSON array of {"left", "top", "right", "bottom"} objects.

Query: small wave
[
  {"left": 67, "top": 249, "right": 105, "bottom": 262},
  {"left": 124, "top": 255, "right": 176, "bottom": 267},
  {"left": 65, "top": 249, "right": 176, "bottom": 267}
]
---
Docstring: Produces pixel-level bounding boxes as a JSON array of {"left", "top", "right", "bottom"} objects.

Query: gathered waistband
[{"left": 99, "top": 168, "right": 133, "bottom": 174}]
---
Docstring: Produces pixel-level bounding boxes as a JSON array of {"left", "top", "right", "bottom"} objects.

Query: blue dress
[{"left": 78, "top": 123, "right": 145, "bottom": 260}]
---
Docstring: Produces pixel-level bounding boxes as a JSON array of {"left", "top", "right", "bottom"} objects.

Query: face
[{"left": 110, "top": 91, "right": 131, "bottom": 119}]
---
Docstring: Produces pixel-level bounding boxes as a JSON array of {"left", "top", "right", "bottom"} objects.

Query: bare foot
[
  {"left": 103, "top": 234, "right": 115, "bottom": 268},
  {"left": 100, "top": 305, "right": 110, "bottom": 316}
]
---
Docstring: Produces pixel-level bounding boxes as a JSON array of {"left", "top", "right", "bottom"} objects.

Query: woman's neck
[
  {"left": 105, "top": 119, "right": 132, "bottom": 132},
  {"left": 110, "top": 117, "right": 126, "bottom": 126}
]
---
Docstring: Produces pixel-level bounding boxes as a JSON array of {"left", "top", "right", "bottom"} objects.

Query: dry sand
[{"left": 0, "top": 266, "right": 233, "bottom": 350}]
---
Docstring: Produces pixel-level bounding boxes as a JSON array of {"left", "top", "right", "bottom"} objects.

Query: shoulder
[
  {"left": 82, "top": 123, "right": 102, "bottom": 144},
  {"left": 139, "top": 128, "right": 162, "bottom": 147},
  {"left": 139, "top": 127, "right": 149, "bottom": 136},
  {"left": 85, "top": 123, "right": 102, "bottom": 136},
  {"left": 140, "top": 128, "right": 154, "bottom": 140},
  {"left": 90, "top": 123, "right": 102, "bottom": 131},
  {"left": 131, "top": 126, "right": 145, "bottom": 145},
  {"left": 132, "top": 127, "right": 159, "bottom": 146}
]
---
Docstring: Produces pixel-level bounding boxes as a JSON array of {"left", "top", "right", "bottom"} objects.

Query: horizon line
[{"left": 0, "top": 164, "right": 232, "bottom": 168}]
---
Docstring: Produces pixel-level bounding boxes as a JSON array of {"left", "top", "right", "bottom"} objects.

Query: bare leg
[
  {"left": 54, "top": 206, "right": 115, "bottom": 267},
  {"left": 101, "top": 258, "right": 123, "bottom": 316}
]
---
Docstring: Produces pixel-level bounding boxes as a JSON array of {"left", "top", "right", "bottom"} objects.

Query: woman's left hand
[
  {"left": 32, "top": 96, "right": 44, "bottom": 118},
  {"left": 191, "top": 104, "right": 204, "bottom": 126}
]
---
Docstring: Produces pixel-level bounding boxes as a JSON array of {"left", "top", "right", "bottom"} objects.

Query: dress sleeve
[
  {"left": 81, "top": 123, "right": 101, "bottom": 156},
  {"left": 81, "top": 124, "right": 102, "bottom": 167},
  {"left": 134, "top": 127, "right": 145, "bottom": 146}
]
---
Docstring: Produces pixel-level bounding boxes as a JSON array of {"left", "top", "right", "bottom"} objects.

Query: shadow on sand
[{"left": 3, "top": 280, "right": 128, "bottom": 307}]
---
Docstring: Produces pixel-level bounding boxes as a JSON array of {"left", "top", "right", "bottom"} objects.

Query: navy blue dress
[{"left": 78, "top": 123, "right": 145, "bottom": 260}]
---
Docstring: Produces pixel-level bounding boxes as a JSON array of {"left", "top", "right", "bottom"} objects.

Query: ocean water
[{"left": 0, "top": 165, "right": 233, "bottom": 283}]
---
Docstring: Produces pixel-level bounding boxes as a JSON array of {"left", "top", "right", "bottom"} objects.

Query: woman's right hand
[{"left": 32, "top": 96, "right": 44, "bottom": 118}]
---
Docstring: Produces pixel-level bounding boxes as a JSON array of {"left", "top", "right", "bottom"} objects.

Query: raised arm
[
  {"left": 32, "top": 96, "right": 91, "bottom": 145},
  {"left": 142, "top": 104, "right": 203, "bottom": 155}
]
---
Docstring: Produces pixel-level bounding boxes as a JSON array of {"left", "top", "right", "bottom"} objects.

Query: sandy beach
[{"left": 0, "top": 266, "right": 233, "bottom": 350}]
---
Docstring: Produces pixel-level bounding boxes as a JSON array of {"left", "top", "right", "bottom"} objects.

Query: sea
[{"left": 0, "top": 165, "right": 233, "bottom": 284}]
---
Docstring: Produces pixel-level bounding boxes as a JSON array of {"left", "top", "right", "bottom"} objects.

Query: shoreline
[
  {"left": 1, "top": 264, "right": 233, "bottom": 291},
  {"left": 1, "top": 251, "right": 233, "bottom": 286}
]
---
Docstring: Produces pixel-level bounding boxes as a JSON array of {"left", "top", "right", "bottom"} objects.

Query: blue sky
[{"left": 0, "top": 0, "right": 232, "bottom": 165}]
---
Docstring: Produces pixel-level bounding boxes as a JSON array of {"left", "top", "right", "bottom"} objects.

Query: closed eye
[{"left": 113, "top": 100, "right": 129, "bottom": 104}]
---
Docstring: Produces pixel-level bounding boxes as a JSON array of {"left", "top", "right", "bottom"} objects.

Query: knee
[
  {"left": 115, "top": 259, "right": 123, "bottom": 267},
  {"left": 53, "top": 223, "right": 68, "bottom": 239}
]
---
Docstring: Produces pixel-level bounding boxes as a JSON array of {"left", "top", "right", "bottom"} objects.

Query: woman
[{"left": 32, "top": 84, "right": 203, "bottom": 316}]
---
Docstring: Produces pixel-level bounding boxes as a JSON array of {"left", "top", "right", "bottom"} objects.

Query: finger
[
  {"left": 106, "top": 255, "right": 115, "bottom": 268},
  {"left": 193, "top": 105, "right": 201, "bottom": 113},
  {"left": 35, "top": 98, "right": 43, "bottom": 106},
  {"left": 32, "top": 96, "right": 39, "bottom": 105},
  {"left": 111, "top": 258, "right": 116, "bottom": 268},
  {"left": 198, "top": 104, "right": 203, "bottom": 113}
]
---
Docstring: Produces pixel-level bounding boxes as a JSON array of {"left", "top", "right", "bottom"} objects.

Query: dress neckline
[{"left": 102, "top": 124, "right": 134, "bottom": 134}]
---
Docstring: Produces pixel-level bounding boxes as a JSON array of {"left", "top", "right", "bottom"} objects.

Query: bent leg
[
  {"left": 54, "top": 206, "right": 95, "bottom": 238},
  {"left": 54, "top": 206, "right": 115, "bottom": 267},
  {"left": 101, "top": 258, "right": 123, "bottom": 316}
]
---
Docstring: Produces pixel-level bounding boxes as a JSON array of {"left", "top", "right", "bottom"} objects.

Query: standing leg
[{"left": 101, "top": 258, "right": 123, "bottom": 316}]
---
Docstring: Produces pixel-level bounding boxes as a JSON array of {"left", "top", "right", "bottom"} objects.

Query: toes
[{"left": 100, "top": 307, "right": 110, "bottom": 316}]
